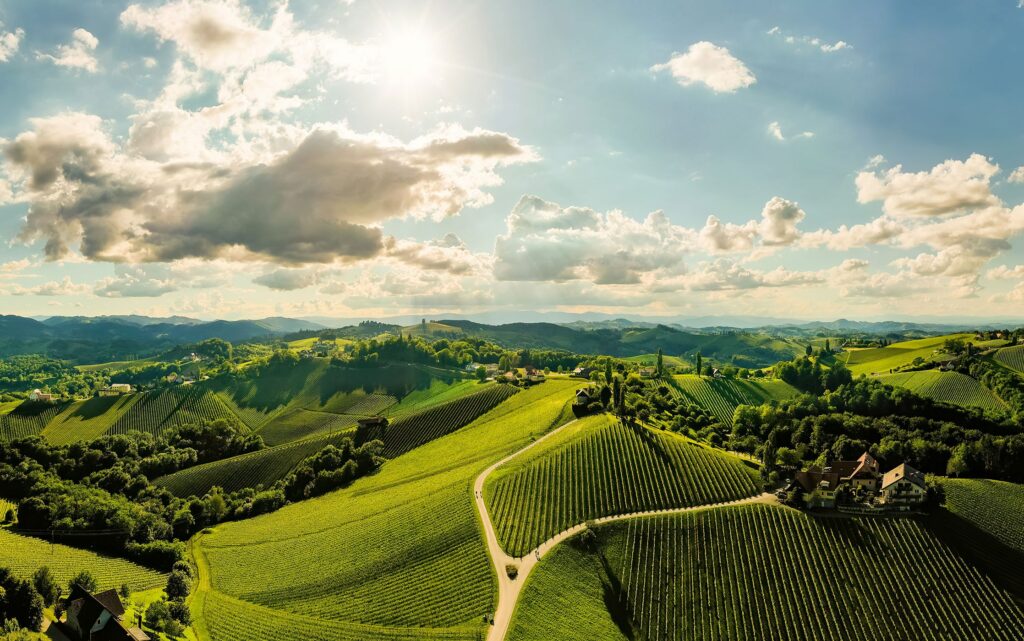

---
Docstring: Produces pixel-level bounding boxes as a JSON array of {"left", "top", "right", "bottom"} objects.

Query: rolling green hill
[
  {"left": 670, "top": 375, "right": 800, "bottom": 425},
  {"left": 0, "top": 401, "right": 66, "bottom": 441},
  {"left": 0, "top": 527, "right": 166, "bottom": 592},
  {"left": 841, "top": 334, "right": 972, "bottom": 376},
  {"left": 877, "top": 370, "right": 1006, "bottom": 411},
  {"left": 995, "top": 345, "right": 1024, "bottom": 375},
  {"left": 485, "top": 416, "right": 760, "bottom": 556},
  {"left": 191, "top": 379, "right": 578, "bottom": 641},
  {"left": 508, "top": 504, "right": 1024, "bottom": 641},
  {"left": 621, "top": 353, "right": 688, "bottom": 368},
  {"left": 941, "top": 479, "right": 1024, "bottom": 556}
]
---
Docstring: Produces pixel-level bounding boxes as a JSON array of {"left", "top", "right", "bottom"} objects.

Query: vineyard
[
  {"left": 841, "top": 334, "right": 972, "bottom": 376},
  {"left": 105, "top": 387, "right": 238, "bottom": 437},
  {"left": 379, "top": 385, "right": 519, "bottom": 458},
  {"left": 256, "top": 408, "right": 360, "bottom": 447},
  {"left": 877, "top": 370, "right": 1006, "bottom": 411},
  {"left": 154, "top": 428, "right": 357, "bottom": 497},
  {"left": 41, "top": 394, "right": 139, "bottom": 444},
  {"left": 670, "top": 375, "right": 799, "bottom": 425},
  {"left": 509, "top": 504, "right": 1024, "bottom": 641},
  {"left": 0, "top": 401, "right": 64, "bottom": 441},
  {"left": 486, "top": 416, "right": 760, "bottom": 556},
  {"left": 995, "top": 345, "right": 1024, "bottom": 375},
  {"left": 0, "top": 527, "right": 166, "bottom": 592},
  {"left": 192, "top": 380, "right": 578, "bottom": 641},
  {"left": 941, "top": 478, "right": 1024, "bottom": 555}
]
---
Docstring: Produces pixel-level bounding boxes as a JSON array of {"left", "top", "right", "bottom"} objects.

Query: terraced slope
[
  {"left": 191, "top": 380, "right": 577, "bottom": 641},
  {"left": 485, "top": 417, "right": 760, "bottom": 556},
  {"left": 0, "top": 402, "right": 65, "bottom": 441},
  {"left": 509, "top": 504, "right": 1024, "bottom": 641},
  {"left": 877, "top": 370, "right": 1006, "bottom": 411},
  {"left": 0, "top": 527, "right": 166, "bottom": 591},
  {"left": 995, "top": 345, "right": 1024, "bottom": 375},
  {"left": 670, "top": 375, "right": 799, "bottom": 425},
  {"left": 842, "top": 334, "right": 972, "bottom": 376}
]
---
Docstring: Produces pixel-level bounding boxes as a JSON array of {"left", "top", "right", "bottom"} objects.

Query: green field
[
  {"left": 995, "top": 345, "right": 1024, "bottom": 375},
  {"left": 0, "top": 401, "right": 65, "bottom": 441},
  {"left": 941, "top": 479, "right": 1024, "bottom": 555},
  {"left": 0, "top": 527, "right": 166, "bottom": 592},
  {"left": 621, "top": 353, "right": 688, "bottom": 368},
  {"left": 76, "top": 357, "right": 157, "bottom": 372},
  {"left": 190, "top": 379, "right": 578, "bottom": 641},
  {"left": 670, "top": 375, "right": 799, "bottom": 425},
  {"left": 877, "top": 370, "right": 1006, "bottom": 411},
  {"left": 486, "top": 416, "right": 760, "bottom": 556},
  {"left": 841, "top": 334, "right": 972, "bottom": 376},
  {"left": 508, "top": 504, "right": 1024, "bottom": 641}
]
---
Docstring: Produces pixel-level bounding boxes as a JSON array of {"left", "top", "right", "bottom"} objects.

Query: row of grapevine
[
  {"left": 487, "top": 419, "right": 760, "bottom": 556},
  {"left": 994, "top": 345, "right": 1024, "bottom": 375},
  {"left": 602, "top": 505, "right": 1024, "bottom": 641},
  {"left": 941, "top": 478, "right": 1024, "bottom": 554},
  {"left": 257, "top": 409, "right": 359, "bottom": 446},
  {"left": 878, "top": 370, "right": 1006, "bottom": 411},
  {"left": 0, "top": 527, "right": 165, "bottom": 592},
  {"left": 215, "top": 391, "right": 279, "bottom": 430},
  {"left": 154, "top": 429, "right": 356, "bottom": 497},
  {"left": 106, "top": 387, "right": 237, "bottom": 436},
  {"left": 380, "top": 385, "right": 518, "bottom": 458},
  {"left": 342, "top": 393, "right": 398, "bottom": 416},
  {"left": 0, "top": 402, "right": 64, "bottom": 441},
  {"left": 669, "top": 375, "right": 798, "bottom": 425}
]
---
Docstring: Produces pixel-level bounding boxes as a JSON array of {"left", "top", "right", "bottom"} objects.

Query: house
[
  {"left": 29, "top": 389, "right": 54, "bottom": 402},
  {"left": 65, "top": 585, "right": 150, "bottom": 641},
  {"left": 638, "top": 367, "right": 656, "bottom": 378},
  {"left": 879, "top": 463, "right": 927, "bottom": 506},
  {"left": 356, "top": 416, "right": 388, "bottom": 429},
  {"left": 312, "top": 340, "right": 336, "bottom": 357},
  {"left": 101, "top": 383, "right": 132, "bottom": 396},
  {"left": 711, "top": 368, "right": 723, "bottom": 379},
  {"left": 791, "top": 469, "right": 841, "bottom": 508},
  {"left": 571, "top": 367, "right": 595, "bottom": 379},
  {"left": 525, "top": 372, "right": 546, "bottom": 385},
  {"left": 575, "top": 388, "right": 593, "bottom": 405},
  {"left": 188, "top": 352, "right": 201, "bottom": 362},
  {"left": 827, "top": 451, "right": 881, "bottom": 491}
]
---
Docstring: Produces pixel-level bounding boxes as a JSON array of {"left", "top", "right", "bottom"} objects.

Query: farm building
[
  {"left": 571, "top": 367, "right": 595, "bottom": 379},
  {"left": 879, "top": 463, "right": 927, "bottom": 506},
  {"left": 100, "top": 383, "right": 132, "bottom": 396},
  {"left": 65, "top": 585, "right": 150, "bottom": 641},
  {"left": 639, "top": 367, "right": 656, "bottom": 378},
  {"left": 28, "top": 389, "right": 54, "bottom": 402}
]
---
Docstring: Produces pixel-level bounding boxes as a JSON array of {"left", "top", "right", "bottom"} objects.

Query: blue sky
[{"left": 1, "top": 0, "right": 1023, "bottom": 320}]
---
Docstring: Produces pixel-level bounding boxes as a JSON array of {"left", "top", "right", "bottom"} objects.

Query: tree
[
  {"left": 824, "top": 339, "right": 831, "bottom": 353},
  {"left": 68, "top": 570, "right": 97, "bottom": 595},
  {"left": 656, "top": 349, "right": 664, "bottom": 377},
  {"left": 599, "top": 385, "right": 612, "bottom": 408},
  {"left": 30, "top": 568, "right": 56, "bottom": 607},
  {"left": 604, "top": 361, "right": 613, "bottom": 384},
  {"left": 613, "top": 376, "right": 623, "bottom": 412},
  {"left": 475, "top": 366, "right": 487, "bottom": 382},
  {"left": 805, "top": 344, "right": 813, "bottom": 357},
  {"left": 695, "top": 352, "right": 702, "bottom": 378},
  {"left": 165, "top": 570, "right": 192, "bottom": 601}
]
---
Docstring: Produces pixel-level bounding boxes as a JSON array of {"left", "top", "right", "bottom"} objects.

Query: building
[
  {"left": 575, "top": 389, "right": 593, "bottom": 405},
  {"left": 571, "top": 367, "right": 595, "bottom": 379},
  {"left": 28, "top": 389, "right": 54, "bottom": 402},
  {"left": 827, "top": 451, "right": 881, "bottom": 491},
  {"left": 879, "top": 463, "right": 927, "bottom": 506},
  {"left": 65, "top": 585, "right": 150, "bottom": 641},
  {"left": 100, "top": 383, "right": 132, "bottom": 396},
  {"left": 638, "top": 367, "right": 656, "bottom": 378}
]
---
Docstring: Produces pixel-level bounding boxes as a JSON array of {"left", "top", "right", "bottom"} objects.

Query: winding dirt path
[{"left": 473, "top": 418, "right": 774, "bottom": 641}]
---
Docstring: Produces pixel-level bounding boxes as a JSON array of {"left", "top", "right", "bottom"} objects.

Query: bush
[
  {"left": 167, "top": 599, "right": 191, "bottom": 625},
  {"left": 505, "top": 564, "right": 518, "bottom": 580},
  {"left": 165, "top": 570, "right": 192, "bottom": 601},
  {"left": 68, "top": 570, "right": 97, "bottom": 595},
  {"left": 29, "top": 568, "right": 56, "bottom": 607},
  {"left": 124, "top": 541, "right": 185, "bottom": 571}
]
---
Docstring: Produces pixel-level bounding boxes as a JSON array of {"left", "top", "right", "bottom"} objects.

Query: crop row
[
  {"left": 995, "top": 345, "right": 1024, "bottom": 375},
  {"left": 257, "top": 409, "right": 358, "bottom": 446},
  {"left": 380, "top": 385, "right": 519, "bottom": 458},
  {"left": 154, "top": 429, "right": 356, "bottom": 497},
  {"left": 107, "top": 387, "right": 237, "bottom": 437},
  {"left": 0, "top": 403, "right": 64, "bottom": 441},
  {"left": 670, "top": 376, "right": 797, "bottom": 425},
  {"left": 878, "top": 371, "right": 1006, "bottom": 411},
  {"left": 487, "top": 419, "right": 760, "bottom": 556},
  {"left": 604, "top": 505, "right": 1024, "bottom": 641},
  {"left": 941, "top": 478, "right": 1024, "bottom": 554},
  {"left": 0, "top": 527, "right": 165, "bottom": 592}
]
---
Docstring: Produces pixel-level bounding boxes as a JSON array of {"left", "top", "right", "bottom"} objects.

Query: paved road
[{"left": 472, "top": 418, "right": 775, "bottom": 641}]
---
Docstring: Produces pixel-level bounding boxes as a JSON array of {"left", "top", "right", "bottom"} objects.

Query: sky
[{"left": 1, "top": 0, "right": 1023, "bottom": 322}]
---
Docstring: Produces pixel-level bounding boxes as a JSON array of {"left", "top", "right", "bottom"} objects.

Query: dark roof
[
  {"left": 792, "top": 470, "right": 841, "bottom": 493},
  {"left": 92, "top": 589, "right": 125, "bottom": 617},
  {"left": 356, "top": 416, "right": 388, "bottom": 427},
  {"left": 67, "top": 587, "right": 126, "bottom": 640}
]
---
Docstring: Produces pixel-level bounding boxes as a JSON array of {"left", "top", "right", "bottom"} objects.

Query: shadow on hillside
[
  {"left": 68, "top": 395, "right": 119, "bottom": 419},
  {"left": 598, "top": 553, "right": 636, "bottom": 640},
  {"left": 923, "top": 508, "right": 1024, "bottom": 605},
  {"left": 813, "top": 516, "right": 878, "bottom": 550}
]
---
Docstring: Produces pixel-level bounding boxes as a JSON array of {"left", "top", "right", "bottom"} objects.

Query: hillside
[
  {"left": 670, "top": 375, "right": 800, "bottom": 425},
  {"left": 877, "top": 370, "right": 1007, "bottom": 411},
  {"left": 995, "top": 345, "right": 1024, "bottom": 375},
  {"left": 190, "top": 380, "right": 578, "bottom": 641},
  {"left": 841, "top": 334, "right": 973, "bottom": 376},
  {"left": 485, "top": 416, "right": 760, "bottom": 555},
  {"left": 508, "top": 504, "right": 1024, "bottom": 641}
]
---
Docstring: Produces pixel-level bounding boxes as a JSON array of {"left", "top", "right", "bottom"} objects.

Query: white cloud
[
  {"left": 0, "top": 258, "right": 32, "bottom": 274},
  {"left": 768, "top": 27, "right": 852, "bottom": 54},
  {"left": 768, "top": 121, "right": 814, "bottom": 142},
  {"left": 856, "top": 153, "right": 1001, "bottom": 217},
  {"left": 0, "top": 25, "right": 24, "bottom": 62},
  {"left": 37, "top": 28, "right": 99, "bottom": 73},
  {"left": 651, "top": 42, "right": 756, "bottom": 93},
  {"left": 987, "top": 264, "right": 1024, "bottom": 280},
  {"left": 253, "top": 268, "right": 320, "bottom": 291},
  {"left": 758, "top": 197, "right": 806, "bottom": 245},
  {"left": 800, "top": 216, "right": 906, "bottom": 250},
  {"left": 5, "top": 276, "right": 91, "bottom": 297},
  {"left": 1009, "top": 166, "right": 1024, "bottom": 183}
]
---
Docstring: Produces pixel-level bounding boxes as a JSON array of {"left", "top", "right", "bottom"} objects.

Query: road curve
[{"left": 473, "top": 418, "right": 774, "bottom": 641}]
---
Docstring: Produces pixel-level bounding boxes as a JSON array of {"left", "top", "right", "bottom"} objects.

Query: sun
[{"left": 379, "top": 23, "right": 442, "bottom": 89}]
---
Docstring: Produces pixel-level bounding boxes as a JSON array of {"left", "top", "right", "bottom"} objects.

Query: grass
[
  {"left": 841, "top": 334, "right": 973, "bottom": 376},
  {"left": 994, "top": 345, "right": 1024, "bottom": 375},
  {"left": 485, "top": 416, "right": 760, "bottom": 556},
  {"left": 191, "top": 379, "right": 578, "bottom": 641},
  {"left": 0, "top": 527, "right": 166, "bottom": 591},
  {"left": 508, "top": 504, "right": 1024, "bottom": 641},
  {"left": 76, "top": 358, "right": 157, "bottom": 372},
  {"left": 941, "top": 478, "right": 1024, "bottom": 555},
  {"left": 621, "top": 354, "right": 688, "bottom": 368},
  {"left": 877, "top": 370, "right": 1006, "bottom": 411},
  {"left": 670, "top": 375, "right": 799, "bottom": 425}
]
